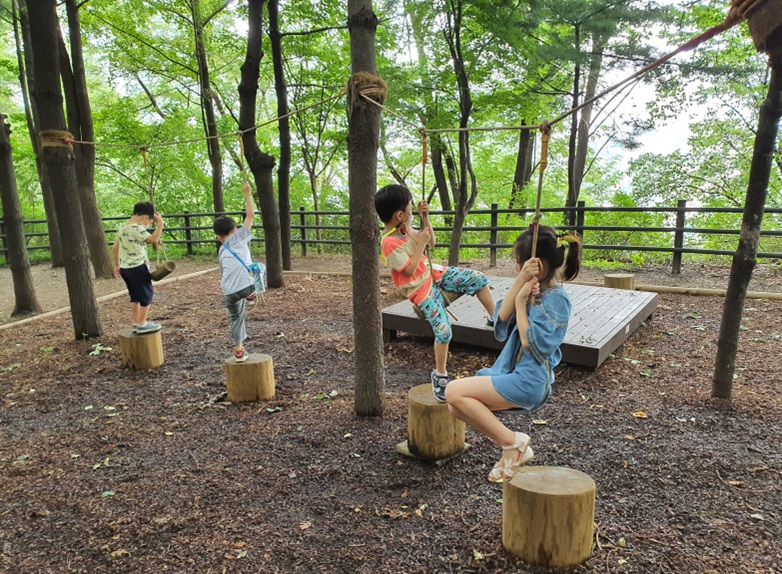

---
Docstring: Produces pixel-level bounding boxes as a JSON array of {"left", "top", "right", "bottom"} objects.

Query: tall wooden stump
[
  {"left": 503, "top": 466, "right": 595, "bottom": 567},
  {"left": 117, "top": 329, "right": 164, "bottom": 370},
  {"left": 604, "top": 273, "right": 635, "bottom": 290},
  {"left": 224, "top": 353, "right": 275, "bottom": 402},
  {"left": 405, "top": 383, "right": 465, "bottom": 461}
]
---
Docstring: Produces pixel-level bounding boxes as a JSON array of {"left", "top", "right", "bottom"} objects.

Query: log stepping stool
[
  {"left": 117, "top": 328, "right": 164, "bottom": 370},
  {"left": 603, "top": 273, "right": 635, "bottom": 290},
  {"left": 503, "top": 466, "right": 596, "bottom": 567},
  {"left": 395, "top": 383, "right": 467, "bottom": 464},
  {"left": 224, "top": 353, "right": 275, "bottom": 402}
]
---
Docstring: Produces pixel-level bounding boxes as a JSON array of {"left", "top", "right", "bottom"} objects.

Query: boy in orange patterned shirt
[{"left": 375, "top": 184, "right": 495, "bottom": 401}]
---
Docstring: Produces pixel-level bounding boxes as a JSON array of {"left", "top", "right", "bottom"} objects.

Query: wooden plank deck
[{"left": 381, "top": 277, "right": 658, "bottom": 369}]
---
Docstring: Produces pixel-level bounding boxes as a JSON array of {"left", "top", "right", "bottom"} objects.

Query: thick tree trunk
[
  {"left": 509, "top": 122, "right": 535, "bottom": 210},
  {"left": 61, "top": 4, "right": 114, "bottom": 279},
  {"left": 0, "top": 115, "right": 42, "bottom": 316},
  {"left": 27, "top": 0, "right": 101, "bottom": 339},
  {"left": 239, "top": 0, "right": 283, "bottom": 289},
  {"left": 268, "top": 0, "right": 292, "bottom": 270},
  {"left": 712, "top": 64, "right": 782, "bottom": 398},
  {"left": 17, "top": 0, "right": 63, "bottom": 267},
  {"left": 191, "top": 0, "right": 224, "bottom": 213},
  {"left": 348, "top": 0, "right": 385, "bottom": 417}
]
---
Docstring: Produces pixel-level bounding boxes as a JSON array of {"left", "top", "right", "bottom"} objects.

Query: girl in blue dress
[{"left": 445, "top": 225, "right": 582, "bottom": 482}]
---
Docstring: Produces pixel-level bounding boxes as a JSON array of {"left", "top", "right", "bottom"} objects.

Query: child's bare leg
[
  {"left": 434, "top": 341, "right": 448, "bottom": 374},
  {"left": 137, "top": 304, "right": 151, "bottom": 325},
  {"left": 131, "top": 303, "right": 141, "bottom": 325},
  {"left": 476, "top": 285, "right": 495, "bottom": 317},
  {"left": 445, "top": 377, "right": 518, "bottom": 446}
]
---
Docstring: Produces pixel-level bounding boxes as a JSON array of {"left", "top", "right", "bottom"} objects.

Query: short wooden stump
[
  {"left": 604, "top": 273, "right": 635, "bottom": 290},
  {"left": 117, "top": 328, "right": 164, "bottom": 370},
  {"left": 224, "top": 353, "right": 275, "bottom": 402},
  {"left": 503, "top": 466, "right": 595, "bottom": 568},
  {"left": 403, "top": 383, "right": 465, "bottom": 461}
]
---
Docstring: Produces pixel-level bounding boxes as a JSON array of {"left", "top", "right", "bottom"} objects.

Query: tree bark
[
  {"left": 712, "top": 63, "right": 782, "bottom": 398},
  {"left": 566, "top": 23, "right": 581, "bottom": 227},
  {"left": 63, "top": 1, "right": 115, "bottom": 279},
  {"left": 191, "top": 0, "right": 224, "bottom": 213},
  {"left": 239, "top": 0, "right": 284, "bottom": 289},
  {"left": 509, "top": 122, "right": 535, "bottom": 210},
  {"left": 348, "top": 0, "right": 385, "bottom": 417},
  {"left": 0, "top": 115, "right": 42, "bottom": 317},
  {"left": 27, "top": 0, "right": 101, "bottom": 339},
  {"left": 268, "top": 0, "right": 292, "bottom": 270},
  {"left": 569, "top": 35, "right": 605, "bottom": 226},
  {"left": 17, "top": 0, "right": 63, "bottom": 267}
]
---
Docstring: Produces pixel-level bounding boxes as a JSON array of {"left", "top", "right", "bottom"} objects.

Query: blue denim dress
[{"left": 477, "top": 286, "right": 571, "bottom": 410}]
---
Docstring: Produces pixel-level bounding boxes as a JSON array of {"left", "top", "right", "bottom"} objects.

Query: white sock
[{"left": 436, "top": 371, "right": 447, "bottom": 377}]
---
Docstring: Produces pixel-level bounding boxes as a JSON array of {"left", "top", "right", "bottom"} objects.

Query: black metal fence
[{"left": 3, "top": 201, "right": 782, "bottom": 272}]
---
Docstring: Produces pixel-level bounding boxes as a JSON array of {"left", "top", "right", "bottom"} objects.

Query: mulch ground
[{"left": 1, "top": 271, "right": 780, "bottom": 573}]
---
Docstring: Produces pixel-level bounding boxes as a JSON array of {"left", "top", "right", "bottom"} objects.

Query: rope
[
  {"left": 140, "top": 146, "right": 154, "bottom": 203},
  {"left": 39, "top": 130, "right": 74, "bottom": 149},
  {"left": 237, "top": 132, "right": 249, "bottom": 183},
  {"left": 530, "top": 122, "right": 551, "bottom": 261}
]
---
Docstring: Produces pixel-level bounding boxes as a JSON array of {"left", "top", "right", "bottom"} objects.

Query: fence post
[
  {"left": 672, "top": 199, "right": 686, "bottom": 275},
  {"left": 490, "top": 203, "right": 498, "bottom": 267},
  {"left": 183, "top": 210, "right": 193, "bottom": 256},
  {"left": 576, "top": 201, "right": 585, "bottom": 243},
  {"left": 299, "top": 207, "right": 307, "bottom": 257}
]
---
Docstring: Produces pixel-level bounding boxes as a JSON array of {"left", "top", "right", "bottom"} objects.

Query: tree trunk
[
  {"left": 268, "top": 0, "right": 292, "bottom": 270},
  {"left": 348, "top": 0, "right": 385, "bottom": 417},
  {"left": 444, "top": 0, "right": 477, "bottom": 266},
  {"left": 27, "top": 0, "right": 101, "bottom": 339},
  {"left": 566, "top": 24, "right": 581, "bottom": 227},
  {"left": 238, "top": 0, "right": 284, "bottom": 289},
  {"left": 191, "top": 0, "right": 224, "bottom": 213},
  {"left": 17, "top": 0, "right": 63, "bottom": 267},
  {"left": 570, "top": 35, "right": 605, "bottom": 225},
  {"left": 0, "top": 115, "right": 42, "bottom": 316},
  {"left": 509, "top": 122, "right": 535, "bottom": 210},
  {"left": 712, "top": 63, "right": 782, "bottom": 398},
  {"left": 63, "top": 1, "right": 115, "bottom": 279},
  {"left": 429, "top": 135, "right": 454, "bottom": 226}
]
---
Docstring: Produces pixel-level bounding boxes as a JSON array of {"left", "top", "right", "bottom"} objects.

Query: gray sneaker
[
  {"left": 134, "top": 321, "right": 162, "bottom": 334},
  {"left": 431, "top": 370, "right": 449, "bottom": 403}
]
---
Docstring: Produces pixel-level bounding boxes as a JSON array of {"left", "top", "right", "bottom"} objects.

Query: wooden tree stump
[
  {"left": 405, "top": 383, "right": 465, "bottom": 461},
  {"left": 224, "top": 353, "right": 275, "bottom": 402},
  {"left": 503, "top": 466, "right": 596, "bottom": 567},
  {"left": 117, "top": 328, "right": 164, "bottom": 370},
  {"left": 604, "top": 273, "right": 635, "bottom": 290}
]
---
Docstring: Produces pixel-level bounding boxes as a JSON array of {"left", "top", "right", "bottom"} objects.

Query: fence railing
[{"left": 3, "top": 201, "right": 782, "bottom": 273}]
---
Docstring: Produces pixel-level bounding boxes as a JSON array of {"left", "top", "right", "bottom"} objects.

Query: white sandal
[{"left": 488, "top": 432, "right": 534, "bottom": 483}]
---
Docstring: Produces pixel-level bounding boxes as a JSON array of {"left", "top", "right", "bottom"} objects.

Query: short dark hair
[
  {"left": 213, "top": 215, "right": 237, "bottom": 237},
  {"left": 375, "top": 184, "right": 413, "bottom": 223},
  {"left": 133, "top": 201, "right": 155, "bottom": 218}
]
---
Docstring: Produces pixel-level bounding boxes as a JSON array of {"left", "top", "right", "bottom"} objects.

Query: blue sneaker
[
  {"left": 431, "top": 370, "right": 449, "bottom": 403},
  {"left": 133, "top": 321, "right": 162, "bottom": 334}
]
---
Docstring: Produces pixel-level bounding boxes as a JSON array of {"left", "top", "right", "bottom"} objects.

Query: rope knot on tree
[
  {"left": 349, "top": 71, "right": 387, "bottom": 105},
  {"left": 39, "top": 130, "right": 74, "bottom": 150}
]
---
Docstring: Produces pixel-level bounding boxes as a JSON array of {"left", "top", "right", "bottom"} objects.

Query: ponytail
[{"left": 558, "top": 233, "right": 582, "bottom": 281}]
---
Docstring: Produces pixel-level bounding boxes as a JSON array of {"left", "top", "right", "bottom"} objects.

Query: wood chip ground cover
[{"left": 1, "top": 272, "right": 780, "bottom": 573}]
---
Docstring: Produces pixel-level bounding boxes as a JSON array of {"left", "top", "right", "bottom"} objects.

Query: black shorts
[{"left": 120, "top": 264, "right": 154, "bottom": 306}]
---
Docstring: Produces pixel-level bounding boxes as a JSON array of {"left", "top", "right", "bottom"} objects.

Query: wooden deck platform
[{"left": 381, "top": 278, "right": 658, "bottom": 369}]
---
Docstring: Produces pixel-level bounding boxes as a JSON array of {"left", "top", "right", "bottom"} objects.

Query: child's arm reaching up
[
  {"left": 404, "top": 226, "right": 431, "bottom": 275},
  {"left": 242, "top": 181, "right": 254, "bottom": 229},
  {"left": 498, "top": 258, "right": 539, "bottom": 322},
  {"left": 146, "top": 212, "right": 164, "bottom": 245},
  {"left": 417, "top": 201, "right": 436, "bottom": 249}
]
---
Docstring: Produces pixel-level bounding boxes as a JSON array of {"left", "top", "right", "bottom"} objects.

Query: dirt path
[{"left": 3, "top": 254, "right": 782, "bottom": 325}]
